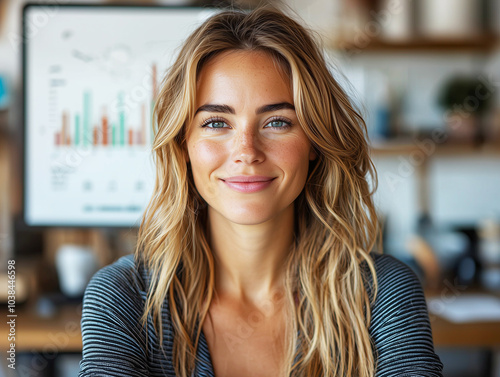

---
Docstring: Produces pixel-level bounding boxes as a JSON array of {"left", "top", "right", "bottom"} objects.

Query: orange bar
[
  {"left": 102, "top": 114, "right": 108, "bottom": 146},
  {"left": 128, "top": 129, "right": 133, "bottom": 145},
  {"left": 66, "top": 135, "right": 71, "bottom": 145},
  {"left": 93, "top": 126, "right": 98, "bottom": 146},
  {"left": 61, "top": 111, "right": 68, "bottom": 146}
]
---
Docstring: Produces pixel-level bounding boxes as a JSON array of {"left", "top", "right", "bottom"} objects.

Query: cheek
[
  {"left": 188, "top": 140, "right": 226, "bottom": 175},
  {"left": 273, "top": 139, "right": 311, "bottom": 172}
]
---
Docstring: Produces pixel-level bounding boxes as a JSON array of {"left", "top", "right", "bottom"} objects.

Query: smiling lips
[{"left": 220, "top": 175, "right": 276, "bottom": 193}]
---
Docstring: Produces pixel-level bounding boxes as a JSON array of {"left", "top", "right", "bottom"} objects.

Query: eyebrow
[{"left": 194, "top": 102, "right": 295, "bottom": 115}]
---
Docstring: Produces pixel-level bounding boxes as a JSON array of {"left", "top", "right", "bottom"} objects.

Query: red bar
[
  {"left": 55, "top": 132, "right": 60, "bottom": 146},
  {"left": 61, "top": 111, "right": 68, "bottom": 146},
  {"left": 102, "top": 114, "right": 108, "bottom": 146},
  {"left": 93, "top": 126, "right": 98, "bottom": 146},
  {"left": 152, "top": 63, "right": 158, "bottom": 100}
]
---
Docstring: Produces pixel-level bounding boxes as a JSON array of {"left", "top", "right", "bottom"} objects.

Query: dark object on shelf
[
  {"left": 451, "top": 227, "right": 482, "bottom": 288},
  {"left": 437, "top": 75, "right": 494, "bottom": 145},
  {"left": 437, "top": 76, "right": 493, "bottom": 115}
]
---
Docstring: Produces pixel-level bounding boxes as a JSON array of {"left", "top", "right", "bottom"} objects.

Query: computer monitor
[{"left": 22, "top": 3, "right": 218, "bottom": 227}]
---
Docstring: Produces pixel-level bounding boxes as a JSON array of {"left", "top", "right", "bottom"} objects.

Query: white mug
[{"left": 55, "top": 244, "right": 98, "bottom": 297}]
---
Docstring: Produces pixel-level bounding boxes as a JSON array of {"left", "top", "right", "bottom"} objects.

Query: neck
[{"left": 207, "top": 204, "right": 295, "bottom": 306}]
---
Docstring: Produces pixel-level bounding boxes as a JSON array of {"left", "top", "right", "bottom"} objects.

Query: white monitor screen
[{"left": 23, "top": 4, "right": 218, "bottom": 227}]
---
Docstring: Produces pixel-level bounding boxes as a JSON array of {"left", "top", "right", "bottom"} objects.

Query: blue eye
[
  {"left": 266, "top": 118, "right": 292, "bottom": 130},
  {"left": 199, "top": 116, "right": 292, "bottom": 131},
  {"left": 200, "top": 118, "right": 228, "bottom": 131},
  {"left": 207, "top": 121, "right": 226, "bottom": 129}
]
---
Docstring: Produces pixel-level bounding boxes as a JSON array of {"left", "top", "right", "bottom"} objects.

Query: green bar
[
  {"left": 83, "top": 92, "right": 91, "bottom": 147},
  {"left": 75, "top": 114, "right": 80, "bottom": 146}
]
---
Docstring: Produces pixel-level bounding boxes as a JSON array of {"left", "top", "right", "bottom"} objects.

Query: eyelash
[{"left": 200, "top": 116, "right": 293, "bottom": 131}]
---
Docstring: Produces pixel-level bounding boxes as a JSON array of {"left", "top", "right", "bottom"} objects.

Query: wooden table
[
  {"left": 0, "top": 301, "right": 83, "bottom": 353},
  {"left": 425, "top": 285, "right": 500, "bottom": 376},
  {"left": 431, "top": 314, "right": 500, "bottom": 347},
  {"left": 425, "top": 285, "right": 500, "bottom": 347}
]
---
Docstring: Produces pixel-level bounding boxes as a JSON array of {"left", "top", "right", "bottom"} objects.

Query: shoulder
[
  {"left": 362, "top": 251, "right": 431, "bottom": 335},
  {"left": 364, "top": 253, "right": 444, "bottom": 375},
  {"left": 362, "top": 251, "right": 423, "bottom": 302},
  {"left": 80, "top": 255, "right": 170, "bottom": 375}
]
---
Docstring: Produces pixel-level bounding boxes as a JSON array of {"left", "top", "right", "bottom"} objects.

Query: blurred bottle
[
  {"left": 379, "top": 0, "right": 414, "bottom": 41},
  {"left": 418, "top": 0, "right": 482, "bottom": 38},
  {"left": 339, "top": 0, "right": 370, "bottom": 40},
  {"left": 477, "top": 216, "right": 500, "bottom": 291},
  {"left": 0, "top": 75, "right": 8, "bottom": 110},
  {"left": 368, "top": 71, "right": 392, "bottom": 142}
]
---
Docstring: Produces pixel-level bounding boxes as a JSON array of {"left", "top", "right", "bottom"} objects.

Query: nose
[{"left": 231, "top": 126, "right": 265, "bottom": 165}]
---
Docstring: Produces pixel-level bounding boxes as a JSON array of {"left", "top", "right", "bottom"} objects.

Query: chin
[
  {"left": 228, "top": 211, "right": 274, "bottom": 226},
  {"left": 215, "top": 204, "right": 276, "bottom": 225}
]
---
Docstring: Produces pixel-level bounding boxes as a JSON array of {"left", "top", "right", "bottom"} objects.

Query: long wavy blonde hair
[{"left": 135, "top": 5, "right": 382, "bottom": 377}]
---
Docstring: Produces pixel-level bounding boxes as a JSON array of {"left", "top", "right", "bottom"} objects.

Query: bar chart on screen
[
  {"left": 23, "top": 6, "right": 216, "bottom": 227},
  {"left": 52, "top": 63, "right": 158, "bottom": 148}
]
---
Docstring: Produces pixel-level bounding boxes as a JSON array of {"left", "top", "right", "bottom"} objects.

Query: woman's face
[{"left": 185, "top": 50, "right": 316, "bottom": 225}]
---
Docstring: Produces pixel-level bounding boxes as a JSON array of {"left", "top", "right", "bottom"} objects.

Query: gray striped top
[{"left": 78, "top": 252, "right": 444, "bottom": 376}]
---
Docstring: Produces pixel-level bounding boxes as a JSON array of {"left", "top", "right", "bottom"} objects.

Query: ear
[
  {"left": 181, "top": 144, "right": 190, "bottom": 163},
  {"left": 309, "top": 146, "right": 317, "bottom": 161}
]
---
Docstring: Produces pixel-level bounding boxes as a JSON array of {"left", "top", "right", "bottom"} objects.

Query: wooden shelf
[
  {"left": 332, "top": 35, "right": 499, "bottom": 53},
  {"left": 369, "top": 138, "right": 416, "bottom": 156},
  {"left": 370, "top": 139, "right": 500, "bottom": 156}
]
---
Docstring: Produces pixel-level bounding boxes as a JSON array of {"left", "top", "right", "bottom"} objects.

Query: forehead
[{"left": 195, "top": 50, "right": 292, "bottom": 101}]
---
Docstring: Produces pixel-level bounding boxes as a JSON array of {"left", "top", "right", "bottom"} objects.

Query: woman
[{"left": 79, "top": 5, "right": 444, "bottom": 377}]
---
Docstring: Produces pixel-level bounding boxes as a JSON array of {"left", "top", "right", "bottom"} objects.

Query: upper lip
[{"left": 222, "top": 175, "right": 276, "bottom": 183}]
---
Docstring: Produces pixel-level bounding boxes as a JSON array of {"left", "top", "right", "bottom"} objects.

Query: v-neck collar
[{"left": 193, "top": 326, "right": 302, "bottom": 377}]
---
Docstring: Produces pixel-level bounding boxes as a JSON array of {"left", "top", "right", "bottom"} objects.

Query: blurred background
[{"left": 1, "top": 0, "right": 500, "bottom": 376}]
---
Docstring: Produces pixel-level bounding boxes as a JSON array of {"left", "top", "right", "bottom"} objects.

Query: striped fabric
[{"left": 79, "top": 252, "right": 444, "bottom": 376}]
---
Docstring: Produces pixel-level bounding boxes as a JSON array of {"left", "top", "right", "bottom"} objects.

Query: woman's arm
[
  {"left": 78, "top": 257, "right": 150, "bottom": 377},
  {"left": 369, "top": 254, "right": 444, "bottom": 377}
]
